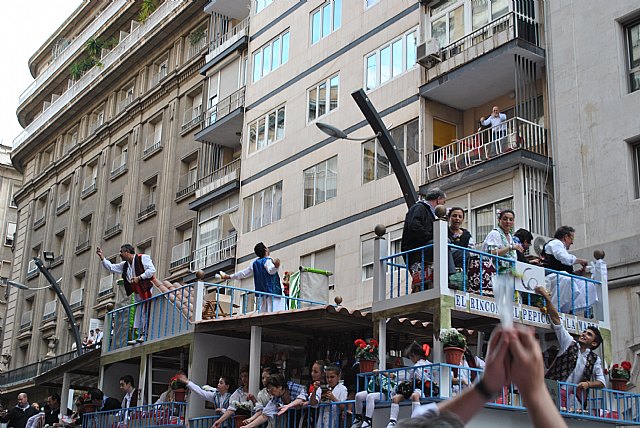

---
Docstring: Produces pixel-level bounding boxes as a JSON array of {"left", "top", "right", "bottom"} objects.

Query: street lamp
[
  {"left": 11, "top": 257, "right": 84, "bottom": 354},
  {"left": 316, "top": 88, "right": 418, "bottom": 208}
]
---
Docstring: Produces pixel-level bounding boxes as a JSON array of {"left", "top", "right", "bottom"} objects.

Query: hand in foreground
[
  {"left": 507, "top": 326, "right": 545, "bottom": 398},
  {"left": 481, "top": 327, "right": 512, "bottom": 395},
  {"left": 176, "top": 373, "right": 189, "bottom": 384},
  {"left": 96, "top": 247, "right": 104, "bottom": 259}
]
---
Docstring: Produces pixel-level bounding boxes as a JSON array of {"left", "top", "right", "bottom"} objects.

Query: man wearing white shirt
[
  {"left": 536, "top": 286, "right": 605, "bottom": 408},
  {"left": 481, "top": 106, "right": 507, "bottom": 142},
  {"left": 97, "top": 244, "right": 156, "bottom": 344}
]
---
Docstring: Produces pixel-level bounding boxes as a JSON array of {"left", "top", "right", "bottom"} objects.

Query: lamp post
[
  {"left": 10, "top": 257, "right": 84, "bottom": 355},
  {"left": 316, "top": 89, "right": 419, "bottom": 208}
]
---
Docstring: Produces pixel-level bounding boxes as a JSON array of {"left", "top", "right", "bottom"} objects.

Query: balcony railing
[
  {"left": 138, "top": 193, "right": 156, "bottom": 218},
  {"left": 207, "top": 17, "right": 249, "bottom": 60},
  {"left": 75, "top": 230, "right": 90, "bottom": 252},
  {"left": 111, "top": 152, "right": 128, "bottom": 177},
  {"left": 176, "top": 171, "right": 198, "bottom": 199},
  {"left": 425, "top": 117, "right": 546, "bottom": 181},
  {"left": 13, "top": 0, "right": 187, "bottom": 150},
  {"left": 42, "top": 300, "right": 57, "bottom": 322},
  {"left": 116, "top": 95, "right": 134, "bottom": 114},
  {"left": 191, "top": 233, "right": 237, "bottom": 271},
  {"left": 98, "top": 274, "right": 115, "bottom": 298},
  {"left": 33, "top": 214, "right": 46, "bottom": 228},
  {"left": 83, "top": 403, "right": 186, "bottom": 428},
  {"left": 422, "top": 11, "right": 540, "bottom": 72},
  {"left": 203, "top": 87, "right": 245, "bottom": 128},
  {"left": 0, "top": 350, "right": 79, "bottom": 387},
  {"left": 56, "top": 191, "right": 70, "bottom": 213},
  {"left": 18, "top": 0, "right": 128, "bottom": 104},
  {"left": 187, "top": 35, "right": 208, "bottom": 60},
  {"left": 19, "top": 310, "right": 33, "bottom": 330},
  {"left": 149, "top": 67, "right": 168, "bottom": 89},
  {"left": 143, "top": 140, "right": 162, "bottom": 156},
  {"left": 196, "top": 158, "right": 240, "bottom": 198},
  {"left": 170, "top": 241, "right": 192, "bottom": 269},
  {"left": 69, "top": 288, "right": 84, "bottom": 311},
  {"left": 104, "top": 215, "right": 122, "bottom": 237},
  {"left": 181, "top": 105, "right": 203, "bottom": 132}
]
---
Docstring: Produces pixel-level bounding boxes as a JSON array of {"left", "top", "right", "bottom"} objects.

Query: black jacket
[
  {"left": 401, "top": 201, "right": 436, "bottom": 265},
  {"left": 101, "top": 397, "right": 122, "bottom": 411},
  {"left": 1, "top": 405, "right": 38, "bottom": 428}
]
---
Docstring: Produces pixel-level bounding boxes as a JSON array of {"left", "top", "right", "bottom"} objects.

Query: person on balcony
[
  {"left": 243, "top": 373, "right": 307, "bottom": 428},
  {"left": 536, "top": 286, "right": 605, "bottom": 408},
  {"left": 219, "top": 242, "right": 284, "bottom": 312},
  {"left": 0, "top": 393, "right": 38, "bottom": 428},
  {"left": 212, "top": 366, "right": 251, "bottom": 428},
  {"left": 120, "top": 375, "right": 140, "bottom": 409},
  {"left": 401, "top": 189, "right": 456, "bottom": 292},
  {"left": 245, "top": 366, "right": 279, "bottom": 428},
  {"left": 481, "top": 106, "right": 507, "bottom": 145},
  {"left": 97, "top": 245, "right": 156, "bottom": 344},
  {"left": 175, "top": 373, "right": 231, "bottom": 419},
  {"left": 540, "top": 226, "right": 595, "bottom": 313},
  {"left": 447, "top": 207, "right": 475, "bottom": 269},
  {"left": 88, "top": 388, "right": 121, "bottom": 411}
]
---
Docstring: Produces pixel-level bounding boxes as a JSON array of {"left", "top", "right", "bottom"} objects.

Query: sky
[{"left": 0, "top": 1, "right": 82, "bottom": 148}]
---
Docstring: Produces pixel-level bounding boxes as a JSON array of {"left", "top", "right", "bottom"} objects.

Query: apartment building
[{"left": 1, "top": 0, "right": 639, "bottom": 423}]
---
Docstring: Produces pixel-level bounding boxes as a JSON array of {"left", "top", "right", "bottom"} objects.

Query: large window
[
  {"left": 311, "top": 0, "right": 342, "bottom": 44},
  {"left": 4, "top": 222, "right": 16, "bottom": 247},
  {"left": 473, "top": 198, "right": 513, "bottom": 244},
  {"left": 253, "top": 30, "right": 290, "bottom": 82},
  {"left": 304, "top": 156, "right": 337, "bottom": 208},
  {"left": 307, "top": 74, "right": 339, "bottom": 122},
  {"left": 243, "top": 182, "right": 283, "bottom": 232},
  {"left": 365, "top": 28, "right": 418, "bottom": 90},
  {"left": 627, "top": 20, "right": 640, "bottom": 93},
  {"left": 247, "top": 105, "right": 286, "bottom": 154},
  {"left": 255, "top": 0, "right": 273, "bottom": 13},
  {"left": 362, "top": 119, "right": 419, "bottom": 183}
]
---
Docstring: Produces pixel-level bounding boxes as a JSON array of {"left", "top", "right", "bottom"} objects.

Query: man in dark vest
[
  {"left": 536, "top": 285, "right": 605, "bottom": 408},
  {"left": 220, "top": 242, "right": 283, "bottom": 312},
  {"left": 97, "top": 244, "right": 156, "bottom": 345}
]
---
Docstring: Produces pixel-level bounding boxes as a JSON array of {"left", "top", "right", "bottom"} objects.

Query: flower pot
[
  {"left": 443, "top": 347, "right": 465, "bottom": 365},
  {"left": 610, "top": 378, "right": 628, "bottom": 391},
  {"left": 359, "top": 359, "right": 376, "bottom": 373},
  {"left": 234, "top": 415, "right": 249, "bottom": 427}
]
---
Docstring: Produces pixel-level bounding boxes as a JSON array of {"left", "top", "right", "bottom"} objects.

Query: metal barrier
[
  {"left": 557, "top": 381, "right": 640, "bottom": 425},
  {"left": 82, "top": 402, "right": 187, "bottom": 428}
]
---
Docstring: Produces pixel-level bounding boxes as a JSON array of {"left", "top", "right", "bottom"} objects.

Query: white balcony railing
[
  {"left": 425, "top": 117, "right": 546, "bottom": 181},
  {"left": 18, "top": 0, "right": 129, "bottom": 104},
  {"left": 204, "top": 87, "right": 245, "bottom": 128},
  {"left": 14, "top": 0, "right": 188, "bottom": 151},
  {"left": 207, "top": 17, "right": 249, "bottom": 61},
  {"left": 196, "top": 158, "right": 240, "bottom": 198},
  {"left": 170, "top": 241, "right": 192, "bottom": 268},
  {"left": 81, "top": 178, "right": 97, "bottom": 197},
  {"left": 187, "top": 35, "right": 208, "bottom": 60},
  {"left": 191, "top": 233, "right": 237, "bottom": 271},
  {"left": 99, "top": 274, "right": 115, "bottom": 298}
]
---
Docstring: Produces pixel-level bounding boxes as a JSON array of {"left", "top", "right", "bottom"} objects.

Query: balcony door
[{"left": 433, "top": 118, "right": 457, "bottom": 149}]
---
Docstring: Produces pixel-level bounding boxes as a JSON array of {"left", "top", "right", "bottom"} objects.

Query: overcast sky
[{"left": 0, "top": 1, "right": 82, "bottom": 148}]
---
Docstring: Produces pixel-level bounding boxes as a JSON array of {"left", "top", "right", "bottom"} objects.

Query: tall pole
[
  {"left": 351, "top": 89, "right": 418, "bottom": 208},
  {"left": 34, "top": 257, "right": 83, "bottom": 355}
]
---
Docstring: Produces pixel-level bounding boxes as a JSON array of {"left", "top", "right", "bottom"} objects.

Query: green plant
[
  {"left": 189, "top": 27, "right": 206, "bottom": 45},
  {"left": 138, "top": 0, "right": 158, "bottom": 22},
  {"left": 610, "top": 361, "right": 632, "bottom": 380},
  {"left": 354, "top": 338, "right": 379, "bottom": 361},
  {"left": 70, "top": 61, "right": 84, "bottom": 80},
  {"left": 85, "top": 37, "right": 104, "bottom": 59},
  {"left": 439, "top": 328, "right": 466, "bottom": 349}
]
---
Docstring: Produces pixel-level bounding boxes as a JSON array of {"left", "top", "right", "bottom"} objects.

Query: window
[
  {"left": 255, "top": 0, "right": 273, "bottom": 14},
  {"left": 137, "top": 240, "right": 153, "bottom": 258},
  {"left": 144, "top": 114, "right": 163, "bottom": 155},
  {"left": 365, "top": 28, "right": 418, "bottom": 90},
  {"left": 365, "top": 0, "right": 379, "bottom": 7},
  {"left": 76, "top": 215, "right": 92, "bottom": 252},
  {"left": 301, "top": 246, "right": 335, "bottom": 288},
  {"left": 117, "top": 82, "right": 135, "bottom": 113},
  {"left": 57, "top": 177, "right": 72, "bottom": 213},
  {"left": 243, "top": 182, "right": 282, "bottom": 232},
  {"left": 8, "top": 184, "right": 17, "bottom": 208},
  {"left": 307, "top": 74, "right": 339, "bottom": 122},
  {"left": 361, "top": 228, "right": 403, "bottom": 280},
  {"left": 139, "top": 176, "right": 158, "bottom": 218},
  {"left": 81, "top": 161, "right": 98, "bottom": 196},
  {"left": 247, "top": 105, "right": 285, "bottom": 154},
  {"left": 150, "top": 55, "right": 169, "bottom": 88},
  {"left": 473, "top": 198, "right": 513, "bottom": 244},
  {"left": 253, "top": 30, "right": 290, "bottom": 82},
  {"left": 53, "top": 230, "right": 65, "bottom": 263},
  {"left": 304, "top": 156, "right": 337, "bottom": 208},
  {"left": 106, "top": 197, "right": 122, "bottom": 236},
  {"left": 177, "top": 153, "right": 198, "bottom": 198},
  {"left": 111, "top": 139, "right": 128, "bottom": 177},
  {"left": 182, "top": 88, "right": 204, "bottom": 130},
  {"left": 633, "top": 143, "right": 640, "bottom": 198},
  {"left": 311, "top": 0, "right": 342, "bottom": 44},
  {"left": 89, "top": 107, "right": 105, "bottom": 135},
  {"left": 431, "top": 0, "right": 509, "bottom": 47},
  {"left": 171, "top": 222, "right": 193, "bottom": 268},
  {"left": 63, "top": 125, "right": 79, "bottom": 154},
  {"left": 34, "top": 194, "right": 47, "bottom": 227},
  {"left": 4, "top": 222, "right": 16, "bottom": 247},
  {"left": 362, "top": 118, "right": 419, "bottom": 183},
  {"left": 627, "top": 20, "right": 640, "bottom": 93}
]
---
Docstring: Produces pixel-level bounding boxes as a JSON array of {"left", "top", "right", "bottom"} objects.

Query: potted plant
[
  {"left": 354, "top": 338, "right": 378, "bottom": 373},
  {"left": 439, "top": 328, "right": 466, "bottom": 365},
  {"left": 138, "top": 0, "right": 158, "bottom": 22},
  {"left": 231, "top": 400, "right": 253, "bottom": 425},
  {"left": 170, "top": 374, "right": 188, "bottom": 401},
  {"left": 609, "top": 361, "right": 632, "bottom": 391}
]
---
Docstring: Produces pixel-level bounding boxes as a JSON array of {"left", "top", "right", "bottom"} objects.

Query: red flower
[
  {"left": 369, "top": 339, "right": 379, "bottom": 347},
  {"left": 354, "top": 339, "right": 366, "bottom": 347},
  {"left": 612, "top": 364, "right": 619, "bottom": 369},
  {"left": 622, "top": 361, "right": 632, "bottom": 371},
  {"left": 360, "top": 343, "right": 367, "bottom": 349}
]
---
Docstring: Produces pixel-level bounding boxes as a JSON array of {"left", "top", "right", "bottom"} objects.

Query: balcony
[
  {"left": 13, "top": 0, "right": 190, "bottom": 151},
  {"left": 181, "top": 105, "right": 203, "bottom": 133},
  {"left": 18, "top": 0, "right": 129, "bottom": 105},
  {"left": 170, "top": 241, "right": 192, "bottom": 269},
  {"left": 143, "top": 140, "right": 162, "bottom": 157},
  {"left": 202, "top": 17, "right": 249, "bottom": 73},
  {"left": 148, "top": 66, "right": 168, "bottom": 90},
  {"left": 19, "top": 310, "right": 33, "bottom": 331},
  {"left": 104, "top": 216, "right": 122, "bottom": 239},
  {"left": 186, "top": 34, "right": 208, "bottom": 61},
  {"left": 194, "top": 87, "right": 245, "bottom": 147},
  {"left": 425, "top": 117, "right": 547, "bottom": 182},
  {"left": 191, "top": 158, "right": 240, "bottom": 209},
  {"left": 33, "top": 214, "right": 46, "bottom": 229},
  {"left": 42, "top": 300, "right": 57, "bottom": 323},
  {"left": 80, "top": 178, "right": 97, "bottom": 198},
  {"left": 26, "top": 260, "right": 39, "bottom": 280},
  {"left": 190, "top": 233, "right": 237, "bottom": 272},
  {"left": 419, "top": 11, "right": 545, "bottom": 111},
  {"left": 176, "top": 171, "right": 198, "bottom": 200},
  {"left": 110, "top": 152, "right": 128, "bottom": 178},
  {"left": 69, "top": 288, "right": 84, "bottom": 311},
  {"left": 116, "top": 96, "right": 134, "bottom": 114},
  {"left": 56, "top": 192, "right": 70, "bottom": 214},
  {"left": 137, "top": 194, "right": 156, "bottom": 220},
  {"left": 98, "top": 274, "right": 115, "bottom": 299},
  {"left": 75, "top": 230, "right": 90, "bottom": 253},
  {"left": 0, "top": 350, "right": 80, "bottom": 388}
]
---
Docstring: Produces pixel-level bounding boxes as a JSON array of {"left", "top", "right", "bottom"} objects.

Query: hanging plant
[
  {"left": 138, "top": 0, "right": 159, "bottom": 23},
  {"left": 85, "top": 37, "right": 104, "bottom": 59}
]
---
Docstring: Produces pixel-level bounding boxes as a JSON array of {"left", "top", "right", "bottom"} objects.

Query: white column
[
  {"left": 249, "top": 326, "right": 262, "bottom": 395},
  {"left": 60, "top": 372, "right": 71, "bottom": 418},
  {"left": 434, "top": 217, "right": 449, "bottom": 295},
  {"left": 193, "top": 281, "right": 205, "bottom": 322},
  {"left": 373, "top": 226, "right": 387, "bottom": 369}
]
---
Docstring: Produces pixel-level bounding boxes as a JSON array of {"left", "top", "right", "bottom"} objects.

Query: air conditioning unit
[
  {"left": 417, "top": 39, "right": 441, "bottom": 67},
  {"left": 530, "top": 233, "right": 553, "bottom": 257}
]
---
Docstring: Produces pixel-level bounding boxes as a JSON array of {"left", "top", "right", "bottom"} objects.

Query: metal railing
[
  {"left": 111, "top": 152, "right": 128, "bottom": 176},
  {"left": 76, "top": 230, "right": 90, "bottom": 252},
  {"left": 18, "top": 0, "right": 129, "bottom": 104},
  {"left": 117, "top": 95, "right": 134, "bottom": 114},
  {"left": 13, "top": 0, "right": 187, "bottom": 150},
  {"left": 57, "top": 191, "right": 70, "bottom": 212},
  {"left": 105, "top": 285, "right": 194, "bottom": 352},
  {"left": 187, "top": 35, "right": 208, "bottom": 60},
  {"left": 426, "top": 117, "right": 546, "bottom": 181},
  {"left": 191, "top": 233, "right": 237, "bottom": 271},
  {"left": 82, "top": 402, "right": 187, "bottom": 428},
  {"left": 104, "top": 215, "right": 122, "bottom": 236},
  {"left": 424, "top": 11, "right": 540, "bottom": 70},
  {"left": 43, "top": 300, "right": 57, "bottom": 322},
  {"left": 182, "top": 105, "right": 203, "bottom": 131},
  {"left": 138, "top": 193, "right": 156, "bottom": 218},
  {"left": 98, "top": 274, "right": 115, "bottom": 298},
  {"left": 197, "top": 158, "right": 240, "bottom": 197},
  {"left": 204, "top": 87, "right": 245, "bottom": 128},
  {"left": 208, "top": 17, "right": 249, "bottom": 55},
  {"left": 0, "top": 350, "right": 79, "bottom": 387},
  {"left": 149, "top": 67, "right": 168, "bottom": 89},
  {"left": 176, "top": 171, "right": 198, "bottom": 199},
  {"left": 170, "top": 241, "right": 192, "bottom": 269},
  {"left": 33, "top": 214, "right": 46, "bottom": 228},
  {"left": 81, "top": 178, "right": 97, "bottom": 197},
  {"left": 143, "top": 140, "right": 162, "bottom": 156}
]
